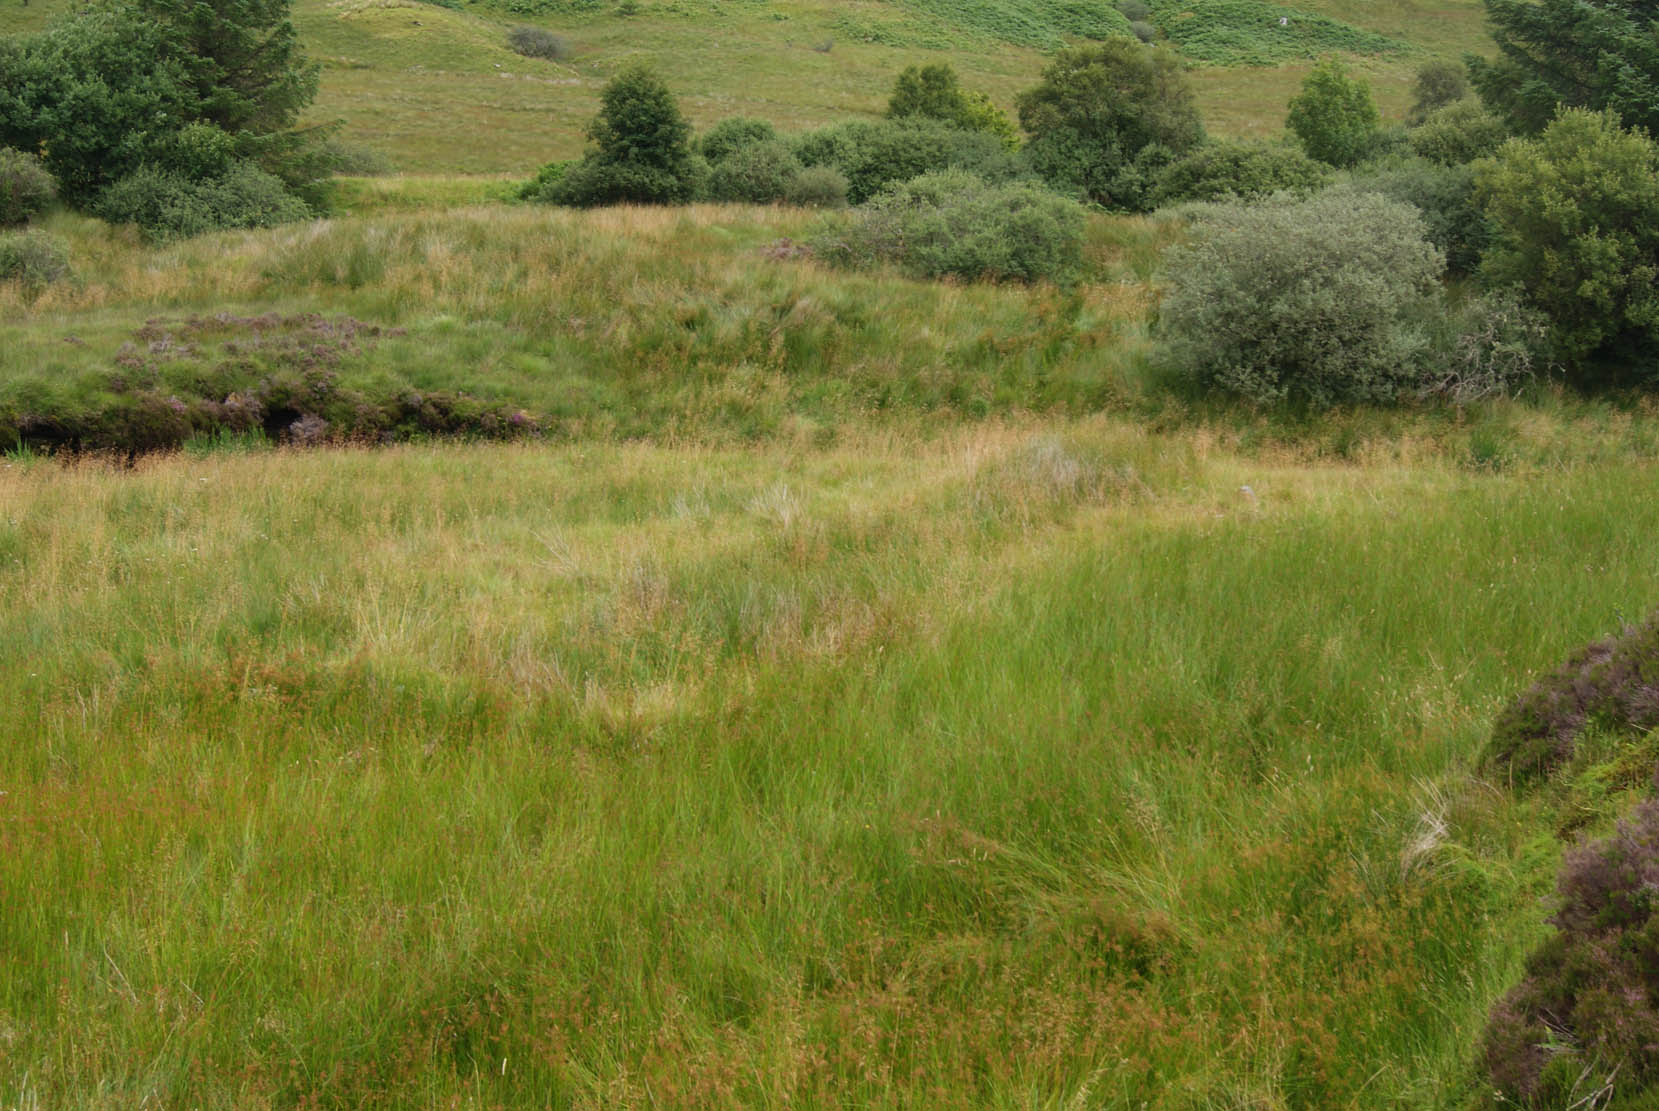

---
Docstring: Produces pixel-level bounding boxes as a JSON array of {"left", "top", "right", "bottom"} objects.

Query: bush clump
[
  {"left": 1407, "top": 57, "right": 1469, "bottom": 125},
  {"left": 95, "top": 161, "right": 312, "bottom": 240},
  {"left": 784, "top": 165, "right": 848, "bottom": 208},
  {"left": 0, "top": 229, "right": 71, "bottom": 289},
  {"left": 540, "top": 67, "right": 700, "bottom": 206},
  {"left": 698, "top": 117, "right": 779, "bottom": 164},
  {"left": 1417, "top": 289, "right": 1551, "bottom": 401},
  {"left": 794, "top": 118, "right": 1023, "bottom": 205},
  {"left": 1476, "top": 107, "right": 1659, "bottom": 370},
  {"left": 1484, "top": 613, "right": 1659, "bottom": 785},
  {"left": 1158, "top": 188, "right": 1444, "bottom": 406},
  {"left": 1409, "top": 99, "right": 1508, "bottom": 165},
  {"left": 1483, "top": 798, "right": 1659, "bottom": 1107},
  {"left": 0, "top": 147, "right": 57, "bottom": 226},
  {"left": 507, "top": 25, "right": 570, "bottom": 60},
  {"left": 811, "top": 170, "right": 1085, "bottom": 283},
  {"left": 1151, "top": 139, "right": 1330, "bottom": 205},
  {"left": 707, "top": 139, "right": 803, "bottom": 204},
  {"left": 1286, "top": 57, "right": 1381, "bottom": 167},
  {"left": 1350, "top": 158, "right": 1489, "bottom": 275}
]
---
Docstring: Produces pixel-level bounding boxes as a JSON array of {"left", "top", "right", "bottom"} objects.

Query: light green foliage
[
  {"left": 707, "top": 139, "right": 804, "bottom": 204},
  {"left": 1148, "top": 0, "right": 1408, "bottom": 67},
  {"left": 94, "top": 161, "right": 313, "bottom": 241},
  {"left": 1475, "top": 108, "right": 1659, "bottom": 369},
  {"left": 1017, "top": 40, "right": 1205, "bottom": 210},
  {"left": 811, "top": 169, "right": 1085, "bottom": 283},
  {"left": 545, "top": 67, "right": 700, "bottom": 205},
  {"left": 1160, "top": 188, "right": 1444, "bottom": 405},
  {"left": 1409, "top": 99, "right": 1508, "bottom": 165},
  {"left": 1151, "top": 138, "right": 1329, "bottom": 204},
  {"left": 698, "top": 116, "right": 779, "bottom": 164},
  {"left": 783, "top": 164, "right": 849, "bottom": 207},
  {"left": 1408, "top": 57, "right": 1470, "bottom": 124},
  {"left": 887, "top": 63, "right": 1020, "bottom": 148},
  {"left": 0, "top": 228, "right": 69, "bottom": 289},
  {"left": 794, "top": 118, "right": 1023, "bottom": 205},
  {"left": 0, "top": 146, "right": 56, "bottom": 226},
  {"left": 1351, "top": 158, "right": 1490, "bottom": 274},
  {"left": 1286, "top": 57, "right": 1381, "bottom": 167}
]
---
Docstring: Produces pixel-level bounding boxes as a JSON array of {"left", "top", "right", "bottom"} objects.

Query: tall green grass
[{"left": 0, "top": 423, "right": 1655, "bottom": 1106}]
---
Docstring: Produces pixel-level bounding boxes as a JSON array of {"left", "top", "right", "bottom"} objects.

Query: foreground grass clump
[{"left": 3, "top": 419, "right": 1659, "bottom": 1105}]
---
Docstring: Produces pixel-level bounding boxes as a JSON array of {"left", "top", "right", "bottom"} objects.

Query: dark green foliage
[
  {"left": 811, "top": 170, "right": 1086, "bottom": 283},
  {"left": 95, "top": 162, "right": 312, "bottom": 241},
  {"left": 1151, "top": 139, "right": 1329, "bottom": 204},
  {"left": 1408, "top": 58, "right": 1469, "bottom": 125},
  {"left": 1129, "top": 20, "right": 1157, "bottom": 43},
  {"left": 1286, "top": 57, "right": 1380, "bottom": 167},
  {"left": 507, "top": 26, "right": 570, "bottom": 60},
  {"left": 545, "top": 67, "right": 700, "bottom": 206},
  {"left": 1148, "top": 0, "right": 1406, "bottom": 67},
  {"left": 1158, "top": 189, "right": 1444, "bottom": 406},
  {"left": 794, "top": 118, "right": 1024, "bottom": 205},
  {"left": 885, "top": 63, "right": 1019, "bottom": 145},
  {"left": 1484, "top": 800, "right": 1659, "bottom": 1107},
  {"left": 0, "top": 10, "right": 197, "bottom": 204},
  {"left": 1418, "top": 289, "right": 1551, "bottom": 401},
  {"left": 698, "top": 117, "right": 778, "bottom": 164},
  {"left": 0, "top": 147, "right": 56, "bottom": 227},
  {"left": 1470, "top": 0, "right": 1659, "bottom": 135},
  {"left": 1408, "top": 99, "right": 1508, "bottom": 165},
  {"left": 1116, "top": 0, "right": 1151, "bottom": 22},
  {"left": 708, "top": 140, "right": 803, "bottom": 204},
  {"left": 1476, "top": 109, "right": 1659, "bottom": 369},
  {"left": 1017, "top": 40, "right": 1205, "bottom": 210},
  {"left": 1351, "top": 159, "right": 1490, "bottom": 274},
  {"left": 0, "top": 229, "right": 70, "bottom": 290},
  {"left": 1483, "top": 612, "right": 1659, "bottom": 785},
  {"left": 0, "top": 0, "right": 323, "bottom": 210}
]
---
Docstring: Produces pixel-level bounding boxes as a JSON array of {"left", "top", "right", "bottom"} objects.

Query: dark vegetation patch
[
  {"left": 0, "top": 313, "right": 539, "bottom": 457},
  {"left": 1480, "top": 613, "right": 1659, "bottom": 1108},
  {"left": 1484, "top": 613, "right": 1659, "bottom": 787}
]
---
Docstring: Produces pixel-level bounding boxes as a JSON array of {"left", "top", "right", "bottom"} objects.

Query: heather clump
[
  {"left": 1483, "top": 799, "right": 1659, "bottom": 1106},
  {"left": 1484, "top": 613, "right": 1659, "bottom": 785}
]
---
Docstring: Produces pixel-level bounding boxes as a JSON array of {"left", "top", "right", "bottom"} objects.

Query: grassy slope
[
  {"left": 3, "top": 422, "right": 1656, "bottom": 1107},
  {"left": 2, "top": 0, "right": 1491, "bottom": 170}
]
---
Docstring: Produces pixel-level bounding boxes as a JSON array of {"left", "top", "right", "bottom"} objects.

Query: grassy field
[
  {"left": 11, "top": 0, "right": 1643, "bottom": 1104},
  {"left": 3, "top": 416, "right": 1658, "bottom": 1107},
  {"left": 0, "top": 0, "right": 1491, "bottom": 171}
]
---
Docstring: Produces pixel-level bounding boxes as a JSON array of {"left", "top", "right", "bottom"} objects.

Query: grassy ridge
[{"left": 2, "top": 423, "right": 1655, "bottom": 1105}]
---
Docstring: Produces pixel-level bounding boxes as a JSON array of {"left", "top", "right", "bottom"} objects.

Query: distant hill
[{"left": 0, "top": 0, "right": 1492, "bottom": 173}]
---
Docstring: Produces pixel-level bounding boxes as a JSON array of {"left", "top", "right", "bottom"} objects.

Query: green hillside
[{"left": 1, "top": 0, "right": 1491, "bottom": 170}]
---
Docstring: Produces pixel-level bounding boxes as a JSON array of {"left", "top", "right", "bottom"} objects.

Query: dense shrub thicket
[
  {"left": 0, "top": 147, "right": 56, "bottom": 226},
  {"left": 1017, "top": 40, "right": 1205, "bottom": 211},
  {"left": 1408, "top": 99, "right": 1508, "bottom": 165},
  {"left": 794, "top": 117, "right": 1024, "bottom": 205},
  {"left": 1476, "top": 108, "right": 1659, "bottom": 370},
  {"left": 698, "top": 117, "right": 779, "bottom": 164},
  {"left": 1351, "top": 159, "right": 1489, "bottom": 275},
  {"left": 1407, "top": 58, "right": 1468, "bottom": 125},
  {"left": 95, "top": 162, "right": 312, "bottom": 242},
  {"left": 707, "top": 140, "right": 807, "bottom": 204},
  {"left": 1159, "top": 189, "right": 1444, "bottom": 406},
  {"left": 811, "top": 170, "right": 1085, "bottom": 283},
  {"left": 886, "top": 63, "right": 1018, "bottom": 147},
  {"left": 0, "top": 0, "right": 323, "bottom": 219},
  {"left": 1152, "top": 139, "right": 1329, "bottom": 204}
]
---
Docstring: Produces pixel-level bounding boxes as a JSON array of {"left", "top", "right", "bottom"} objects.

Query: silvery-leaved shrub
[{"left": 1158, "top": 188, "right": 1444, "bottom": 406}]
